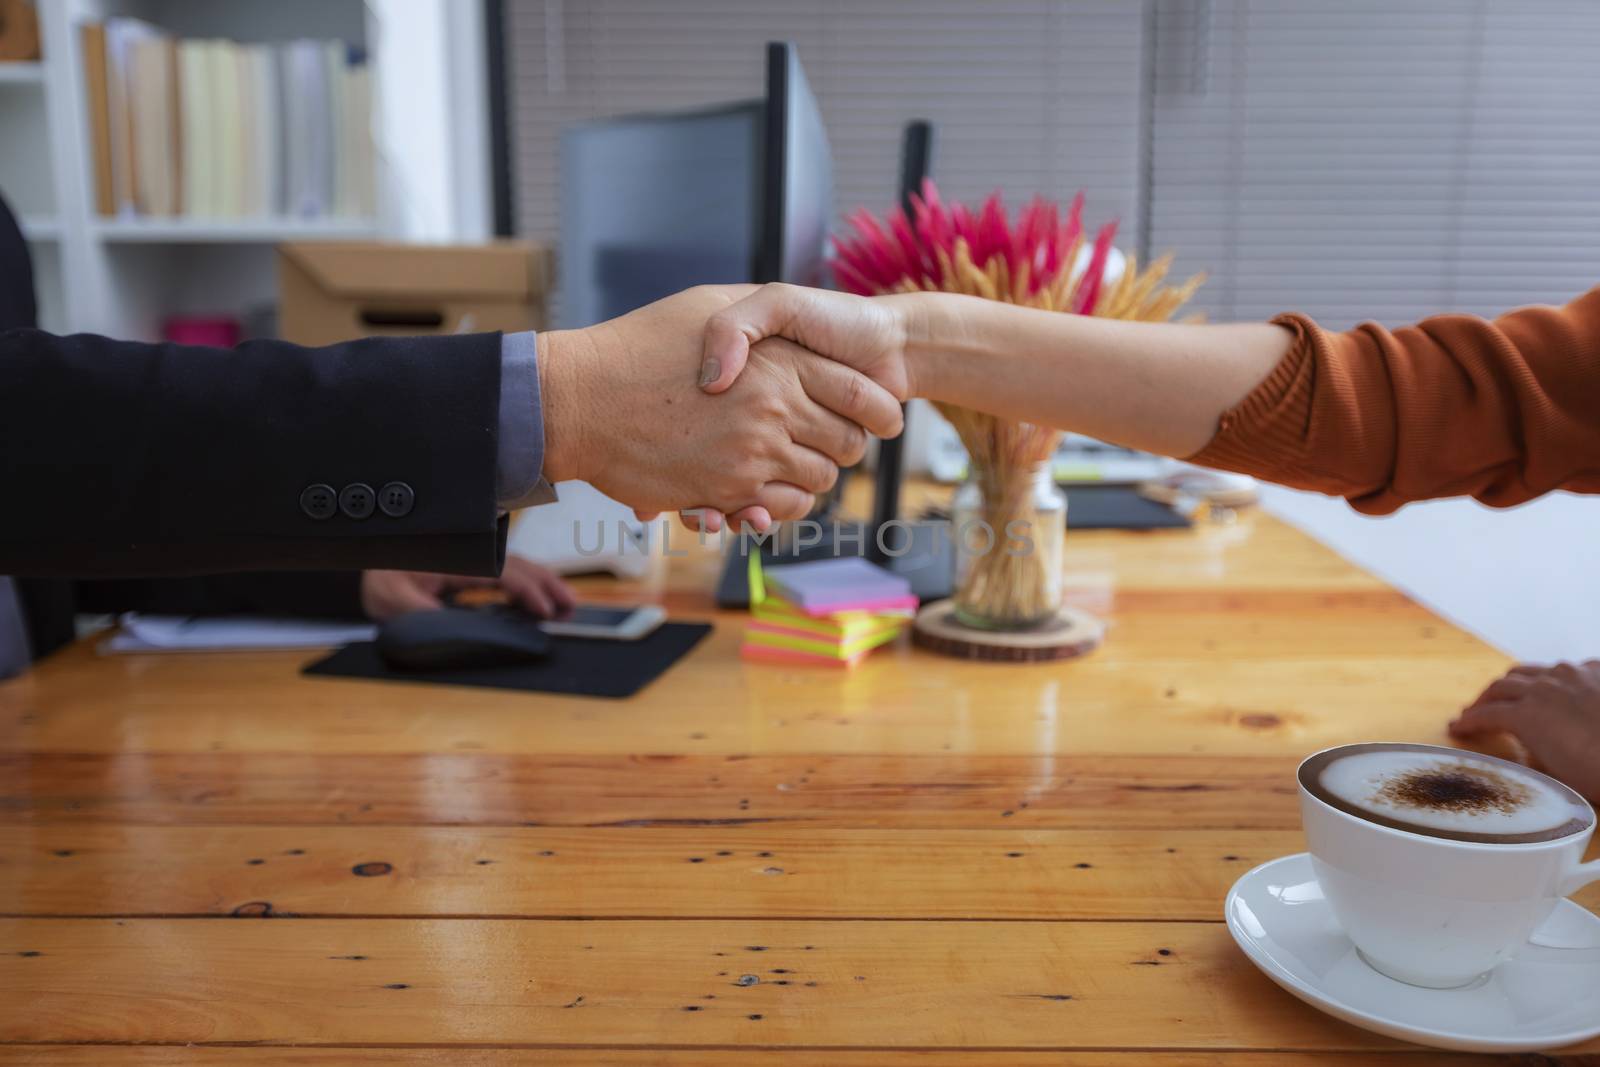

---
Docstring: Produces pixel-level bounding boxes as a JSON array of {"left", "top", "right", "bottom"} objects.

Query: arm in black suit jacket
[
  {"left": 72, "top": 571, "right": 366, "bottom": 619},
  {"left": 0, "top": 328, "right": 508, "bottom": 578}
]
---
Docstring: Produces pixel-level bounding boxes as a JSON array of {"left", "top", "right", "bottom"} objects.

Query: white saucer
[{"left": 1225, "top": 852, "right": 1600, "bottom": 1052}]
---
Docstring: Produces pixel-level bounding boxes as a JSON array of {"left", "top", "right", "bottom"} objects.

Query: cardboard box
[{"left": 277, "top": 241, "right": 554, "bottom": 346}]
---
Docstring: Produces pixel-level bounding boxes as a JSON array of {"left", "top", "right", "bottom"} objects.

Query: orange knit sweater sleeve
[{"left": 1187, "top": 286, "right": 1600, "bottom": 514}]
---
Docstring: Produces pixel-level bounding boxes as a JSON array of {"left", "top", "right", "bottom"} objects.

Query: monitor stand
[{"left": 713, "top": 519, "right": 952, "bottom": 608}]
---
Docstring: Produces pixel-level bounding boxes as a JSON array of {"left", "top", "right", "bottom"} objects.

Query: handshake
[{"left": 538, "top": 283, "right": 917, "bottom": 532}]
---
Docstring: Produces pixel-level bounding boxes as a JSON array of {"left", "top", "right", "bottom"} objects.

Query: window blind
[
  {"left": 502, "top": 1, "right": 1600, "bottom": 334},
  {"left": 502, "top": 0, "right": 1148, "bottom": 256},
  {"left": 1150, "top": 0, "right": 1600, "bottom": 329}
]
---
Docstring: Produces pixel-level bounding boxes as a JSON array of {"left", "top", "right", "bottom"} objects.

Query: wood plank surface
[
  {"left": 0, "top": 1049, "right": 1555, "bottom": 1066},
  {"left": 0, "top": 752, "right": 1313, "bottom": 828},
  {"left": 0, "top": 826, "right": 1290, "bottom": 919},
  {"left": 13, "top": 917, "right": 1577, "bottom": 1052},
  {"left": 0, "top": 501, "right": 1560, "bottom": 1062},
  {"left": 0, "top": 640, "right": 1503, "bottom": 758},
  {"left": 0, "top": 514, "right": 1510, "bottom": 763},
  {"left": 7, "top": 825, "right": 1594, "bottom": 921}
]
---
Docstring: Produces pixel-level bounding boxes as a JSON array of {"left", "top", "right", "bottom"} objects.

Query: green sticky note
[{"left": 748, "top": 551, "right": 766, "bottom": 606}]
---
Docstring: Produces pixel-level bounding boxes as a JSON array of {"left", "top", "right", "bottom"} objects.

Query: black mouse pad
[{"left": 301, "top": 621, "right": 713, "bottom": 700}]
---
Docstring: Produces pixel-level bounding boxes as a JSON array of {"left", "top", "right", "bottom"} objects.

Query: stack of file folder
[
  {"left": 741, "top": 557, "right": 916, "bottom": 668},
  {"left": 80, "top": 19, "right": 375, "bottom": 221}
]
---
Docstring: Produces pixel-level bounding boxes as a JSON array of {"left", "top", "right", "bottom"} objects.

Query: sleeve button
[
  {"left": 378, "top": 481, "right": 415, "bottom": 518},
  {"left": 300, "top": 484, "right": 337, "bottom": 520},
  {"left": 339, "top": 483, "right": 376, "bottom": 520}
]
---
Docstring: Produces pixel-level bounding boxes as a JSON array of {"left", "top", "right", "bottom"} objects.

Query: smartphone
[{"left": 540, "top": 603, "right": 666, "bottom": 641}]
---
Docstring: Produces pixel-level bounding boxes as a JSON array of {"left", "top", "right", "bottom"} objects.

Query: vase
[{"left": 950, "top": 462, "right": 1067, "bottom": 630}]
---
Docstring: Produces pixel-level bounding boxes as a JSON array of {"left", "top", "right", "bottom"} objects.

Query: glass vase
[{"left": 951, "top": 462, "right": 1066, "bottom": 630}]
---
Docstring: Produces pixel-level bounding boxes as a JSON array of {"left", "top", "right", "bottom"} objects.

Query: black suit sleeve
[
  {"left": 72, "top": 571, "right": 367, "bottom": 621},
  {"left": 18, "top": 571, "right": 368, "bottom": 663},
  {"left": 0, "top": 328, "right": 508, "bottom": 578},
  {"left": 0, "top": 202, "right": 35, "bottom": 333}
]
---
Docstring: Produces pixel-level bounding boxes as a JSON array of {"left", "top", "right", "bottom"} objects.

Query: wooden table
[{"left": 2, "top": 483, "right": 1595, "bottom": 1065}]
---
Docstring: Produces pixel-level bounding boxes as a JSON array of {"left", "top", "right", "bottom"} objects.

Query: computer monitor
[
  {"left": 756, "top": 41, "right": 833, "bottom": 288},
  {"left": 557, "top": 47, "right": 946, "bottom": 604},
  {"left": 559, "top": 42, "right": 831, "bottom": 328},
  {"left": 559, "top": 102, "right": 762, "bottom": 327},
  {"left": 868, "top": 119, "right": 934, "bottom": 561}
]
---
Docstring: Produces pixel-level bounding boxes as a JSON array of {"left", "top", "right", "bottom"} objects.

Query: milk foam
[{"left": 1318, "top": 749, "right": 1584, "bottom": 838}]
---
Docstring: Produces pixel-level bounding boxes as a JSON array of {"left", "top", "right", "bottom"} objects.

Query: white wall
[{"left": 1262, "top": 486, "right": 1600, "bottom": 664}]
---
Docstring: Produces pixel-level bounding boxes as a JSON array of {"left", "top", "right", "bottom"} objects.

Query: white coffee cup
[{"left": 1299, "top": 742, "right": 1600, "bottom": 989}]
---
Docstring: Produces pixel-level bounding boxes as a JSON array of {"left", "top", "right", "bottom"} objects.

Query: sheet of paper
[{"left": 100, "top": 613, "right": 376, "bottom": 654}]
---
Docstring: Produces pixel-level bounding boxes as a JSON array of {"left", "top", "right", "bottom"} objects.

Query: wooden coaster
[{"left": 912, "top": 599, "right": 1104, "bottom": 663}]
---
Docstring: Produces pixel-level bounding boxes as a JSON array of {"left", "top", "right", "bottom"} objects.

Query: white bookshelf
[
  {"left": 1, "top": 0, "right": 486, "bottom": 340},
  {"left": 0, "top": 61, "right": 46, "bottom": 83},
  {"left": 95, "top": 217, "right": 381, "bottom": 244},
  {"left": 20, "top": 214, "right": 60, "bottom": 241},
  {"left": 0, "top": 0, "right": 493, "bottom": 339}
]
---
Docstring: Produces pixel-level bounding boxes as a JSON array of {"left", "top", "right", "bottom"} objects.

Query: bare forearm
[{"left": 892, "top": 291, "right": 1293, "bottom": 458}]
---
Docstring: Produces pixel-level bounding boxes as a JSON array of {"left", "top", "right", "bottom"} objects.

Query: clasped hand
[{"left": 537, "top": 284, "right": 909, "bottom": 530}]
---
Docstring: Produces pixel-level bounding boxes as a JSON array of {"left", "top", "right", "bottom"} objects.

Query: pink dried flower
[{"left": 831, "top": 179, "right": 1119, "bottom": 314}]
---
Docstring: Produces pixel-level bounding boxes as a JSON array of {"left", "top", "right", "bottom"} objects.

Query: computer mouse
[{"left": 375, "top": 607, "right": 551, "bottom": 672}]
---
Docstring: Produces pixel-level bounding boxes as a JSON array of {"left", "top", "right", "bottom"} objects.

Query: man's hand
[
  {"left": 1450, "top": 660, "right": 1600, "bottom": 803},
  {"left": 539, "top": 286, "right": 903, "bottom": 528},
  {"left": 698, "top": 283, "right": 918, "bottom": 400},
  {"left": 360, "top": 556, "right": 577, "bottom": 621},
  {"left": 680, "top": 284, "right": 920, "bottom": 531}
]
